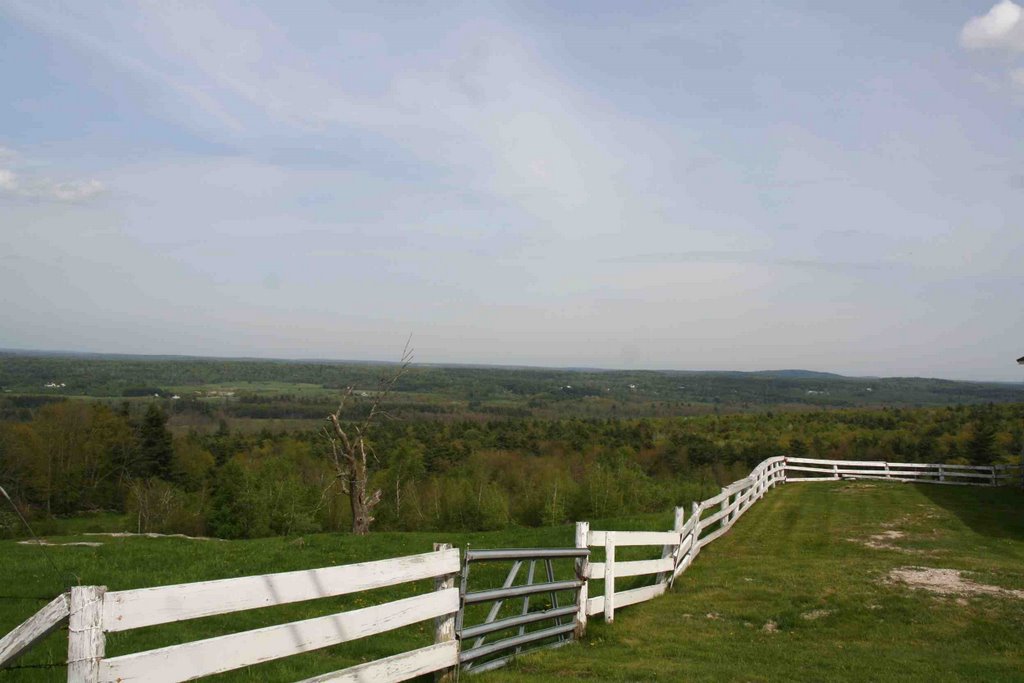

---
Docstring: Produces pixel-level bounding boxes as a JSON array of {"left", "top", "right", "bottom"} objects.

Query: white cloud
[
  {"left": 0, "top": 152, "right": 104, "bottom": 202},
  {"left": 0, "top": 168, "right": 17, "bottom": 191},
  {"left": 960, "top": 1, "right": 1024, "bottom": 52}
]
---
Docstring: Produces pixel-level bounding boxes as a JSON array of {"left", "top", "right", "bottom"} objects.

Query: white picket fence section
[
  {"left": 2, "top": 456, "right": 1020, "bottom": 680},
  {"left": 0, "top": 545, "right": 461, "bottom": 683}
]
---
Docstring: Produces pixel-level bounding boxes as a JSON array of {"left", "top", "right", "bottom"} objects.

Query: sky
[{"left": 1, "top": 1, "right": 1022, "bottom": 381}]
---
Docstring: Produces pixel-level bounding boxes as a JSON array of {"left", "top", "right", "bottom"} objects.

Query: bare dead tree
[{"left": 323, "top": 339, "right": 413, "bottom": 535}]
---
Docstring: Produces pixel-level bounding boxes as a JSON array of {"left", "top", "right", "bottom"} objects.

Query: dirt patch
[
  {"left": 705, "top": 612, "right": 721, "bottom": 620},
  {"left": 849, "top": 529, "right": 911, "bottom": 551},
  {"left": 833, "top": 483, "right": 877, "bottom": 493},
  {"left": 18, "top": 539, "right": 103, "bottom": 547},
  {"left": 801, "top": 609, "right": 832, "bottom": 621},
  {"left": 85, "top": 532, "right": 224, "bottom": 541},
  {"left": 886, "top": 566, "right": 1024, "bottom": 600}
]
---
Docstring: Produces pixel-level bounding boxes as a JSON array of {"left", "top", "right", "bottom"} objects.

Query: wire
[{"left": 0, "top": 484, "right": 77, "bottom": 592}]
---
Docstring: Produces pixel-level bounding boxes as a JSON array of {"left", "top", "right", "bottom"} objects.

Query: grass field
[
  {"left": 489, "top": 481, "right": 1024, "bottom": 682},
  {"left": 1, "top": 483, "right": 1022, "bottom": 681}
]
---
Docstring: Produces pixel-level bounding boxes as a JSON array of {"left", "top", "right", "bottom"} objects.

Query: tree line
[{"left": 0, "top": 400, "right": 1020, "bottom": 539}]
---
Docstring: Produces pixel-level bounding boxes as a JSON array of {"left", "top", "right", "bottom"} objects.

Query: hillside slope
[{"left": 486, "top": 482, "right": 1024, "bottom": 682}]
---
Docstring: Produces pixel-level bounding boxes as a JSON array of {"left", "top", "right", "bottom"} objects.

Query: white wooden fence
[
  {"left": 785, "top": 457, "right": 1023, "bottom": 486},
  {"left": 576, "top": 456, "right": 1021, "bottom": 624},
  {"left": 578, "top": 456, "right": 787, "bottom": 624},
  {"left": 2, "top": 456, "right": 1019, "bottom": 679},
  {"left": 0, "top": 544, "right": 461, "bottom": 683}
]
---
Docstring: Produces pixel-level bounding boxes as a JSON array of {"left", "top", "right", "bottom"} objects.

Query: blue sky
[{"left": 1, "top": 1, "right": 1022, "bottom": 380}]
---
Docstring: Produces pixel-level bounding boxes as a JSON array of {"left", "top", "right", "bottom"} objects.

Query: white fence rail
[
  {"left": 579, "top": 456, "right": 787, "bottom": 623},
  {"left": 2, "top": 456, "right": 1020, "bottom": 679},
  {"left": 1, "top": 545, "right": 461, "bottom": 683},
  {"left": 575, "top": 456, "right": 1020, "bottom": 624}
]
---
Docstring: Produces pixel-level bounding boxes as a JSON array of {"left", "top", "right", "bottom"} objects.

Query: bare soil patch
[
  {"left": 85, "top": 532, "right": 224, "bottom": 541},
  {"left": 18, "top": 539, "right": 103, "bottom": 547},
  {"left": 801, "top": 609, "right": 832, "bottom": 620},
  {"left": 887, "top": 566, "right": 1024, "bottom": 600}
]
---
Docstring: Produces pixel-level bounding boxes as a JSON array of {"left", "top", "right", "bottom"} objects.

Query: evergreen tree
[
  {"left": 138, "top": 403, "right": 173, "bottom": 478},
  {"left": 967, "top": 419, "right": 997, "bottom": 466}
]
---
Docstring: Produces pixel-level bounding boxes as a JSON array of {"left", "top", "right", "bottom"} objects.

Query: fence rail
[{"left": 2, "top": 456, "right": 1020, "bottom": 681}]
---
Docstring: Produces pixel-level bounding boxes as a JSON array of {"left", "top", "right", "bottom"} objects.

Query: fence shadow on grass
[{"left": 912, "top": 482, "right": 1024, "bottom": 541}]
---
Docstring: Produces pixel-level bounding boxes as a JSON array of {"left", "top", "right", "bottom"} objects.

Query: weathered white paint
[
  {"left": 574, "top": 521, "right": 589, "bottom": 638},
  {"left": 0, "top": 592, "right": 69, "bottom": 669},
  {"left": 586, "top": 557, "right": 673, "bottom": 580},
  {"left": 103, "top": 548, "right": 459, "bottom": 632},
  {"left": 298, "top": 642, "right": 459, "bottom": 683},
  {"left": 68, "top": 586, "right": 105, "bottom": 683},
  {"left": 432, "top": 543, "right": 457, "bottom": 683},
  {"left": 603, "top": 532, "right": 615, "bottom": 623},
  {"left": 658, "top": 506, "right": 685, "bottom": 584},
  {"left": 588, "top": 530, "right": 679, "bottom": 546},
  {"left": 99, "top": 588, "right": 459, "bottom": 683}
]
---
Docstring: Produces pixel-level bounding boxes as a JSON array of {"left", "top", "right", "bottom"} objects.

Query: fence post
[
  {"left": 719, "top": 489, "right": 729, "bottom": 530},
  {"left": 603, "top": 532, "right": 615, "bottom": 623},
  {"left": 574, "top": 521, "right": 589, "bottom": 638},
  {"left": 659, "top": 507, "right": 685, "bottom": 585},
  {"left": 990, "top": 466, "right": 997, "bottom": 487},
  {"left": 67, "top": 585, "right": 105, "bottom": 683},
  {"left": 884, "top": 462, "right": 890, "bottom": 479},
  {"left": 939, "top": 464, "right": 945, "bottom": 483},
  {"left": 832, "top": 463, "right": 839, "bottom": 480},
  {"left": 433, "top": 543, "right": 457, "bottom": 683}
]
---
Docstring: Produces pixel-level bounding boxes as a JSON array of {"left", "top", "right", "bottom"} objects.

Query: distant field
[
  {"left": 3, "top": 484, "right": 1022, "bottom": 681},
  {"left": 4, "top": 352, "right": 1024, "bottom": 423}
]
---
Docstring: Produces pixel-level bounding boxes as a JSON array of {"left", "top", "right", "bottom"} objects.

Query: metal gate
[{"left": 457, "top": 547, "right": 589, "bottom": 674}]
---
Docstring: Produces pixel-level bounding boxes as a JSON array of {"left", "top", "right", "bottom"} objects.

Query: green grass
[
  {"left": 0, "top": 511, "right": 671, "bottom": 681},
  {"left": 2, "top": 484, "right": 1023, "bottom": 681},
  {"left": 486, "top": 481, "right": 1024, "bottom": 682}
]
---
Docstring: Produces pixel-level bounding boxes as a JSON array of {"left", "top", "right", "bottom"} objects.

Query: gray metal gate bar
[
  {"left": 460, "top": 605, "right": 577, "bottom": 640},
  {"left": 464, "top": 579, "right": 582, "bottom": 604},
  {"left": 460, "top": 623, "right": 576, "bottom": 662}
]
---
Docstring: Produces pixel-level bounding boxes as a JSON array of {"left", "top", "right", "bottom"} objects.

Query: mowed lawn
[
  {"left": 0, "top": 512, "right": 669, "bottom": 681},
  {"left": 486, "top": 481, "right": 1024, "bottom": 682},
  {"left": 2, "top": 482, "right": 1023, "bottom": 681}
]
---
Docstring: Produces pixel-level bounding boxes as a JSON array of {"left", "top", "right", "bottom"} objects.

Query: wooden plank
[
  {"left": 69, "top": 586, "right": 105, "bottom": 683},
  {"left": 103, "top": 548, "right": 459, "bottom": 633},
  {"left": 432, "top": 543, "right": 456, "bottom": 683},
  {"left": 0, "top": 592, "right": 69, "bottom": 669},
  {"left": 99, "top": 588, "right": 459, "bottom": 683},
  {"left": 574, "top": 521, "right": 589, "bottom": 638},
  {"left": 298, "top": 641, "right": 459, "bottom": 683},
  {"left": 658, "top": 506, "right": 685, "bottom": 584},
  {"left": 588, "top": 530, "right": 680, "bottom": 546},
  {"left": 615, "top": 583, "right": 666, "bottom": 609},
  {"left": 785, "top": 465, "right": 841, "bottom": 475},
  {"left": 617, "top": 557, "right": 674, "bottom": 578},
  {"left": 700, "top": 505, "right": 731, "bottom": 529},
  {"left": 603, "top": 532, "right": 615, "bottom": 623},
  {"left": 701, "top": 489, "right": 730, "bottom": 507},
  {"left": 697, "top": 523, "right": 729, "bottom": 549}
]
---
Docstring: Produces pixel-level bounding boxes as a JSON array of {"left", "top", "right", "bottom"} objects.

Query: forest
[{"left": 1, "top": 351, "right": 1021, "bottom": 540}]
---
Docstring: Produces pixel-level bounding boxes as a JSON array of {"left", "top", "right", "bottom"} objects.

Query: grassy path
[{"left": 486, "top": 481, "right": 1024, "bottom": 682}]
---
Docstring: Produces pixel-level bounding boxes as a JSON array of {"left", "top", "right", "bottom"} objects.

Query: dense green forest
[{"left": 1, "top": 351, "right": 1021, "bottom": 541}]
